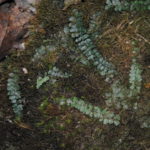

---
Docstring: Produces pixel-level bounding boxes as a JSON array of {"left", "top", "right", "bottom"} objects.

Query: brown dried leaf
[{"left": 63, "top": 0, "right": 81, "bottom": 10}]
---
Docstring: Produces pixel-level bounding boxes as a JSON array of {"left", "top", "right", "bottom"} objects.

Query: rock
[
  {"left": 0, "top": 3, "right": 32, "bottom": 59},
  {"left": 0, "top": 0, "right": 8, "bottom": 5},
  {"left": 0, "top": 0, "right": 41, "bottom": 60},
  {"left": 0, "top": 3, "right": 10, "bottom": 59},
  {"left": 15, "top": 0, "right": 41, "bottom": 9}
]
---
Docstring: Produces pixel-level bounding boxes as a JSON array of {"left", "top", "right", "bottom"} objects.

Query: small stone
[{"left": 22, "top": 67, "right": 28, "bottom": 74}]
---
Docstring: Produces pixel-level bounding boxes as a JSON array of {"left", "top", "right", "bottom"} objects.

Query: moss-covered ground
[{"left": 0, "top": 0, "right": 150, "bottom": 149}]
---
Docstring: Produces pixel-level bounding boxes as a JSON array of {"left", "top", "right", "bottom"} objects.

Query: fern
[
  {"left": 106, "top": 0, "right": 150, "bottom": 11},
  {"left": 32, "top": 45, "right": 56, "bottom": 62},
  {"left": 48, "top": 67, "right": 71, "bottom": 78},
  {"left": 36, "top": 67, "right": 71, "bottom": 89},
  {"left": 7, "top": 72, "right": 23, "bottom": 119},
  {"left": 67, "top": 9, "right": 117, "bottom": 82},
  {"left": 35, "top": 9, "right": 144, "bottom": 128},
  {"left": 55, "top": 97, "right": 120, "bottom": 126},
  {"left": 139, "top": 117, "right": 150, "bottom": 128},
  {"left": 88, "top": 11, "right": 102, "bottom": 40},
  {"left": 129, "top": 60, "right": 142, "bottom": 96},
  {"left": 129, "top": 44, "right": 142, "bottom": 97},
  {"left": 65, "top": 9, "right": 144, "bottom": 111},
  {"left": 105, "top": 80, "right": 129, "bottom": 109},
  {"left": 36, "top": 76, "right": 49, "bottom": 89}
]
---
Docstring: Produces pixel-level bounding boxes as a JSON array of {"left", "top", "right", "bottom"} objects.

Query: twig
[{"left": 136, "top": 33, "right": 150, "bottom": 45}]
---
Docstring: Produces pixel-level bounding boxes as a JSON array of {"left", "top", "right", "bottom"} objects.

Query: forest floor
[{"left": 0, "top": 0, "right": 150, "bottom": 150}]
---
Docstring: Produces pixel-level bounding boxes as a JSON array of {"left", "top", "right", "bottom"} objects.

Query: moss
[
  {"left": 36, "top": 0, "right": 66, "bottom": 33},
  {"left": 0, "top": 0, "right": 150, "bottom": 149}
]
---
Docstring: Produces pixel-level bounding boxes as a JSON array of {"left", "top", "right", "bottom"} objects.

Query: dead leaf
[
  {"left": 144, "top": 83, "right": 150, "bottom": 89},
  {"left": 14, "top": 121, "right": 33, "bottom": 130},
  {"left": 63, "top": 0, "right": 81, "bottom": 10}
]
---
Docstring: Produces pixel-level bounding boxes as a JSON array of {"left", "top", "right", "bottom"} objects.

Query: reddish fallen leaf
[
  {"left": 144, "top": 83, "right": 150, "bottom": 89},
  {"left": 14, "top": 120, "right": 33, "bottom": 130}
]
